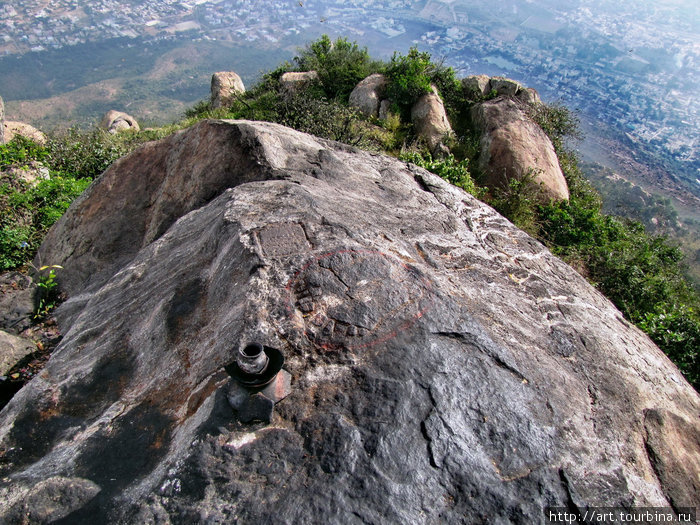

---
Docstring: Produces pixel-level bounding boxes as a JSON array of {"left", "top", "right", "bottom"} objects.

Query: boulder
[
  {"left": 462, "top": 74, "right": 491, "bottom": 99},
  {"left": 410, "top": 86, "right": 453, "bottom": 155},
  {"left": 0, "top": 95, "right": 4, "bottom": 144},
  {"left": 100, "top": 110, "right": 140, "bottom": 134},
  {"left": 517, "top": 86, "right": 542, "bottom": 106},
  {"left": 279, "top": 71, "right": 319, "bottom": 95},
  {"left": 3, "top": 121, "right": 47, "bottom": 145},
  {"left": 471, "top": 97, "right": 570, "bottom": 201},
  {"left": 6, "top": 160, "right": 50, "bottom": 186},
  {"left": 210, "top": 71, "right": 245, "bottom": 109},
  {"left": 348, "top": 73, "right": 388, "bottom": 118},
  {"left": 3, "top": 120, "right": 697, "bottom": 522},
  {"left": 0, "top": 330, "right": 35, "bottom": 376},
  {"left": 489, "top": 76, "right": 523, "bottom": 97}
]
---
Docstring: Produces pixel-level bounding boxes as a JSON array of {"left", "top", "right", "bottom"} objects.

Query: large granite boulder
[
  {"left": 489, "top": 76, "right": 523, "bottom": 97},
  {"left": 3, "top": 121, "right": 46, "bottom": 145},
  {"left": 471, "top": 97, "right": 570, "bottom": 201},
  {"left": 349, "top": 73, "right": 388, "bottom": 118},
  {"left": 100, "top": 110, "right": 140, "bottom": 134},
  {"left": 0, "top": 95, "right": 4, "bottom": 144},
  {"left": 411, "top": 85, "right": 453, "bottom": 155},
  {"left": 1, "top": 120, "right": 697, "bottom": 523},
  {"left": 210, "top": 71, "right": 245, "bottom": 109},
  {"left": 279, "top": 71, "right": 319, "bottom": 96}
]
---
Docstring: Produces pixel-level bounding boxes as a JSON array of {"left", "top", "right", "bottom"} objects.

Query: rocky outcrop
[
  {"left": 100, "top": 110, "right": 140, "bottom": 134},
  {"left": 471, "top": 97, "right": 570, "bottom": 201},
  {"left": 489, "top": 76, "right": 522, "bottom": 97},
  {"left": 462, "top": 74, "right": 492, "bottom": 99},
  {"left": 210, "top": 71, "right": 245, "bottom": 109},
  {"left": 517, "top": 86, "right": 541, "bottom": 105},
  {"left": 3, "top": 121, "right": 47, "bottom": 145},
  {"left": 349, "top": 73, "right": 388, "bottom": 118},
  {"left": 279, "top": 71, "right": 319, "bottom": 95},
  {"left": 2, "top": 120, "right": 697, "bottom": 523},
  {"left": 0, "top": 95, "right": 4, "bottom": 144},
  {"left": 410, "top": 86, "right": 453, "bottom": 155},
  {"left": 463, "top": 75, "right": 541, "bottom": 105}
]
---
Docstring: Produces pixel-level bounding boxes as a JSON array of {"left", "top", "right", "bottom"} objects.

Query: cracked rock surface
[{"left": 0, "top": 120, "right": 698, "bottom": 523}]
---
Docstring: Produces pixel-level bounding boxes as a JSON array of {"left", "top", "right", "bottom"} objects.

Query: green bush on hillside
[
  {"left": 294, "top": 34, "right": 382, "bottom": 101},
  {"left": 385, "top": 47, "right": 460, "bottom": 119},
  {"left": 400, "top": 150, "right": 482, "bottom": 197},
  {"left": 0, "top": 135, "right": 49, "bottom": 168},
  {"left": 1, "top": 139, "right": 91, "bottom": 270},
  {"left": 1, "top": 130, "right": 153, "bottom": 271},
  {"left": 638, "top": 306, "right": 699, "bottom": 387},
  {"left": 44, "top": 128, "right": 134, "bottom": 179},
  {"left": 489, "top": 170, "right": 542, "bottom": 235},
  {"left": 528, "top": 102, "right": 582, "bottom": 151},
  {"left": 277, "top": 93, "right": 369, "bottom": 146}
]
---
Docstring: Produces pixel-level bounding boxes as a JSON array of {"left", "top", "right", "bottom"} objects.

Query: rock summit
[{"left": 0, "top": 120, "right": 697, "bottom": 523}]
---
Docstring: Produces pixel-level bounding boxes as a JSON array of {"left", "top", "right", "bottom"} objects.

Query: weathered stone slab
[{"left": 257, "top": 222, "right": 310, "bottom": 257}]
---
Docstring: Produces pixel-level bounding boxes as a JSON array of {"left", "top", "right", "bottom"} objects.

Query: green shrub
[
  {"left": 400, "top": 150, "right": 482, "bottom": 197},
  {"left": 386, "top": 47, "right": 433, "bottom": 107},
  {"left": 44, "top": 128, "right": 133, "bottom": 179},
  {"left": 0, "top": 135, "right": 49, "bottom": 169},
  {"left": 528, "top": 102, "right": 582, "bottom": 151},
  {"left": 638, "top": 306, "right": 699, "bottom": 388},
  {"left": 1, "top": 175, "right": 91, "bottom": 270},
  {"left": 489, "top": 171, "right": 542, "bottom": 234},
  {"left": 0, "top": 227, "right": 32, "bottom": 270},
  {"left": 385, "top": 47, "right": 460, "bottom": 119},
  {"left": 33, "top": 264, "right": 63, "bottom": 319},
  {"left": 1, "top": 136, "right": 93, "bottom": 270},
  {"left": 277, "top": 93, "right": 368, "bottom": 146},
  {"left": 183, "top": 99, "right": 213, "bottom": 119},
  {"left": 225, "top": 85, "right": 282, "bottom": 124},
  {"left": 294, "top": 34, "right": 382, "bottom": 101}
]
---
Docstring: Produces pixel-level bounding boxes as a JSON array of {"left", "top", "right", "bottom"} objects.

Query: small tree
[
  {"left": 294, "top": 35, "right": 381, "bottom": 101},
  {"left": 385, "top": 47, "right": 460, "bottom": 119}
]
